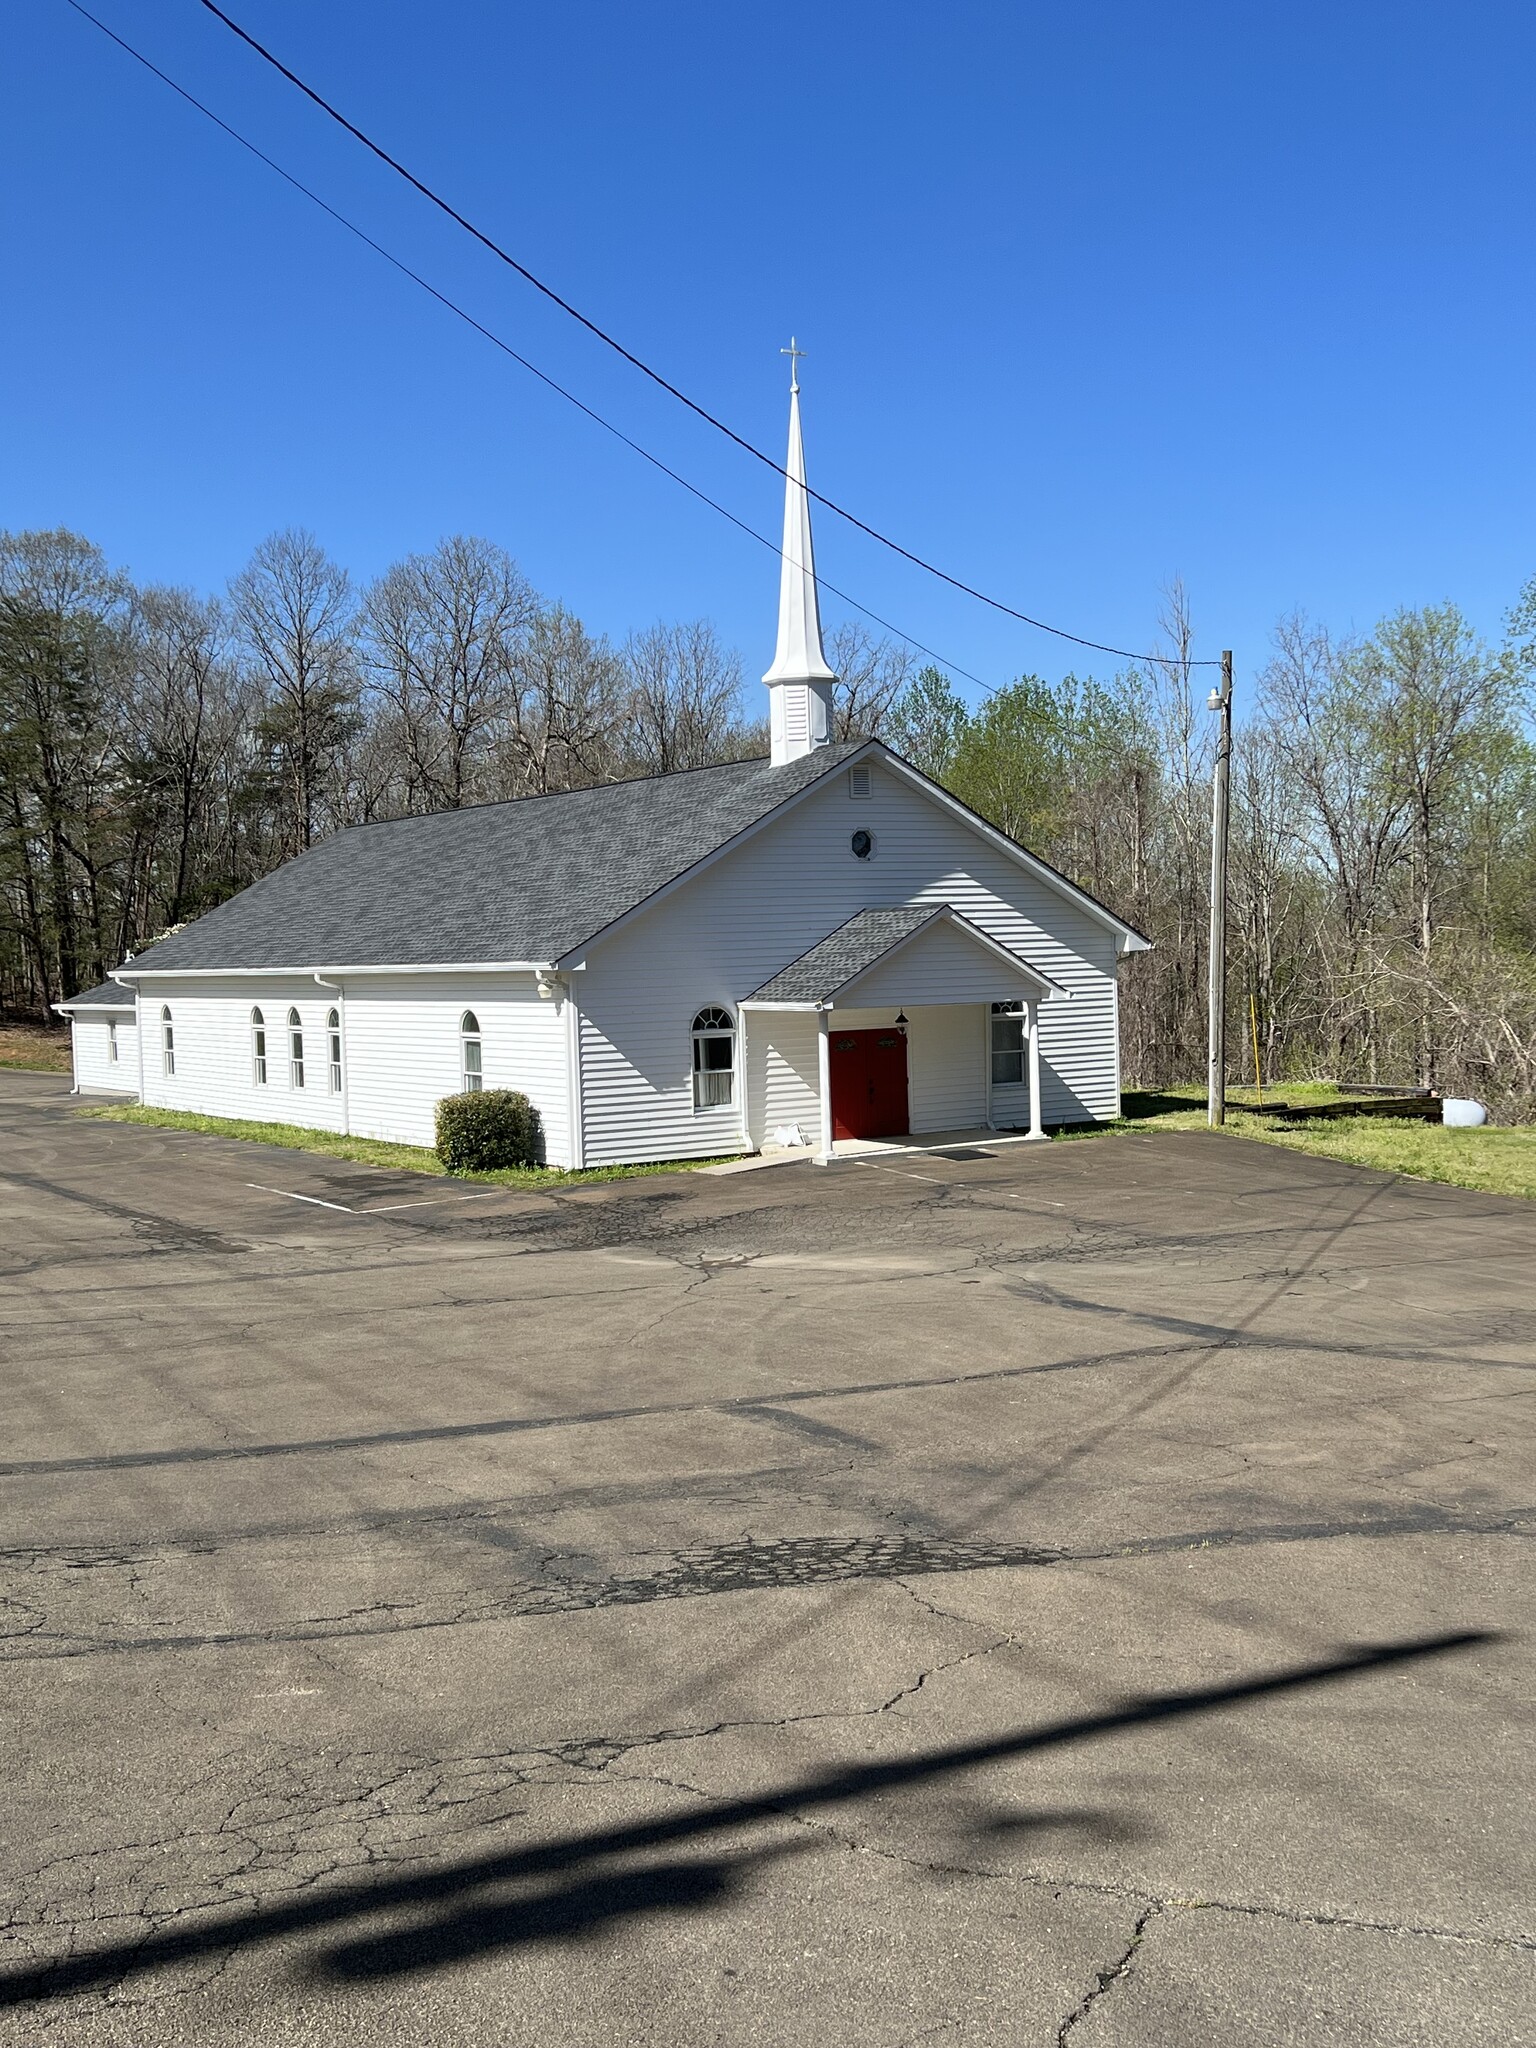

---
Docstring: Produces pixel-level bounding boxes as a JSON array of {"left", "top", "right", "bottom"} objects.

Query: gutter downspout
[
  {"left": 562, "top": 978, "right": 585, "bottom": 1171},
  {"left": 111, "top": 971, "right": 145, "bottom": 1107},
  {"left": 313, "top": 971, "right": 349, "bottom": 1135}
]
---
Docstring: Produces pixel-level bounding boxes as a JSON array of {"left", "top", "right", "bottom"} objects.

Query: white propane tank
[{"left": 1442, "top": 1098, "right": 1488, "bottom": 1127}]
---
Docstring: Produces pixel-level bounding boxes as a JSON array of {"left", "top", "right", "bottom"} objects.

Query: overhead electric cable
[
  {"left": 188, "top": 0, "right": 1217, "bottom": 668},
  {"left": 60, "top": 0, "right": 991, "bottom": 689}
]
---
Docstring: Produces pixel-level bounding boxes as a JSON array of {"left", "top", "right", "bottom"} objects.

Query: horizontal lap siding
[
  {"left": 575, "top": 759, "right": 1121, "bottom": 1165},
  {"left": 838, "top": 918, "right": 1044, "bottom": 1008},
  {"left": 70, "top": 1014, "right": 137, "bottom": 1094},
  {"left": 746, "top": 1011, "right": 821, "bottom": 1147},
  {"left": 135, "top": 976, "right": 571, "bottom": 1160},
  {"left": 345, "top": 978, "right": 571, "bottom": 1161},
  {"left": 140, "top": 979, "right": 348, "bottom": 1131}
]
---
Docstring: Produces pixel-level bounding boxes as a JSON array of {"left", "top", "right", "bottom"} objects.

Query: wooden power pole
[{"left": 1207, "top": 648, "right": 1233, "bottom": 1128}]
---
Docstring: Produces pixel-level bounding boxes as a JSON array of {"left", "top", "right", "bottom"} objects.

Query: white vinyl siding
[
  {"left": 136, "top": 974, "right": 574, "bottom": 1162},
  {"left": 576, "top": 760, "right": 1120, "bottom": 1164},
  {"left": 68, "top": 1011, "right": 138, "bottom": 1094},
  {"left": 835, "top": 917, "right": 1046, "bottom": 1010},
  {"left": 744, "top": 1010, "right": 821, "bottom": 1148}
]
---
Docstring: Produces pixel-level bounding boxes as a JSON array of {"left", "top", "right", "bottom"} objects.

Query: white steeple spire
[{"left": 764, "top": 339, "right": 836, "bottom": 765}]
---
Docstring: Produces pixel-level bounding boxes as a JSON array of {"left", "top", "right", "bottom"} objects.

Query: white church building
[{"left": 59, "top": 374, "right": 1148, "bottom": 1165}]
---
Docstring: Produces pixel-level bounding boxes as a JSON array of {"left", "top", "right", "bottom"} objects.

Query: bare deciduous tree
[{"left": 230, "top": 530, "right": 359, "bottom": 852}]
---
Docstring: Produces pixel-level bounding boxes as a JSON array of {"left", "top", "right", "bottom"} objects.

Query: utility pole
[{"left": 1207, "top": 648, "right": 1233, "bottom": 1127}]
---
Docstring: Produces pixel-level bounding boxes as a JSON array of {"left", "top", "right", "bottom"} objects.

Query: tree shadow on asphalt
[{"left": 0, "top": 1629, "right": 1490, "bottom": 2006}]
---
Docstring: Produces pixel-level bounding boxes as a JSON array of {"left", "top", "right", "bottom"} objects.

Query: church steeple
[{"left": 763, "top": 340, "right": 837, "bottom": 764}]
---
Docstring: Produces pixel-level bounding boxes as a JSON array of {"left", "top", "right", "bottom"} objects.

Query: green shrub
[{"left": 435, "top": 1089, "right": 543, "bottom": 1172}]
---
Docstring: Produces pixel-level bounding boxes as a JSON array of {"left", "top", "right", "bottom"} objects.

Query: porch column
[
  {"left": 1023, "top": 996, "right": 1048, "bottom": 1141},
  {"left": 983, "top": 1003, "right": 995, "bottom": 1130},
  {"left": 815, "top": 1007, "right": 833, "bottom": 1164}
]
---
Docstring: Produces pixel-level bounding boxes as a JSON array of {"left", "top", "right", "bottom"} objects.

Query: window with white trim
[
  {"left": 460, "top": 1011, "right": 483, "bottom": 1093},
  {"left": 691, "top": 1006, "right": 735, "bottom": 1109},
  {"left": 251, "top": 1007, "right": 267, "bottom": 1085},
  {"left": 990, "top": 1001, "right": 1025, "bottom": 1085},
  {"left": 288, "top": 1007, "right": 305, "bottom": 1089},
  {"left": 161, "top": 1005, "right": 175, "bottom": 1077},
  {"left": 327, "top": 1009, "right": 342, "bottom": 1094},
  {"left": 108, "top": 1018, "right": 119, "bottom": 1064}
]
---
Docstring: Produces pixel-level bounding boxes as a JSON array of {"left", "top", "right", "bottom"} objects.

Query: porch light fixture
[{"left": 895, "top": 1011, "right": 908, "bottom": 1028}]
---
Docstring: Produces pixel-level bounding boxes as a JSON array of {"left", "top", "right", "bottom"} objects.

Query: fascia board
[
  {"left": 54, "top": 997, "right": 135, "bottom": 1014},
  {"left": 116, "top": 961, "right": 553, "bottom": 978},
  {"left": 875, "top": 751, "right": 1152, "bottom": 952},
  {"left": 552, "top": 741, "right": 883, "bottom": 971}
]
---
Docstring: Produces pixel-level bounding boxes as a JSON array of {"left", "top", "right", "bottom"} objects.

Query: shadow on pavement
[{"left": 0, "top": 1629, "right": 1492, "bottom": 2005}]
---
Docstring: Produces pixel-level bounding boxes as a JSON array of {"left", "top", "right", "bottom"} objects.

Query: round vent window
[{"left": 850, "top": 828, "right": 874, "bottom": 860}]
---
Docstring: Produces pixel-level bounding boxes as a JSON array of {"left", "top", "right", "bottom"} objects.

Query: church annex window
[
  {"left": 691, "top": 1006, "right": 735, "bottom": 1110},
  {"left": 327, "top": 1009, "right": 342, "bottom": 1094},
  {"left": 288, "top": 1007, "right": 305, "bottom": 1089},
  {"left": 460, "top": 1012, "right": 483, "bottom": 1093},
  {"left": 160, "top": 1005, "right": 175, "bottom": 1077},
  {"left": 107, "top": 1018, "right": 119, "bottom": 1064},
  {"left": 251, "top": 1007, "right": 267, "bottom": 1085},
  {"left": 990, "top": 1001, "right": 1025, "bottom": 1085}
]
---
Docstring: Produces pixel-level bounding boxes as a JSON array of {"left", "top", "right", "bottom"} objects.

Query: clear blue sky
[{"left": 5, "top": 1, "right": 1534, "bottom": 700}]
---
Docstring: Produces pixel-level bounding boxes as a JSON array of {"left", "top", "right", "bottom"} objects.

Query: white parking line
[
  {"left": 853, "top": 1160, "right": 1064, "bottom": 1206},
  {"left": 856, "top": 1161, "right": 954, "bottom": 1186},
  {"left": 246, "top": 1183, "right": 498, "bottom": 1216},
  {"left": 246, "top": 1183, "right": 355, "bottom": 1212}
]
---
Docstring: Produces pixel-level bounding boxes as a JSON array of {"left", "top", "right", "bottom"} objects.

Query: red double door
[{"left": 829, "top": 1026, "right": 910, "bottom": 1141}]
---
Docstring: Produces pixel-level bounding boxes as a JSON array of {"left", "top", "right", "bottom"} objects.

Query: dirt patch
[{"left": 0, "top": 1024, "right": 70, "bottom": 1073}]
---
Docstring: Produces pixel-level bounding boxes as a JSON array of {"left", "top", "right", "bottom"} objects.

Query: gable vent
[{"left": 848, "top": 764, "right": 872, "bottom": 798}]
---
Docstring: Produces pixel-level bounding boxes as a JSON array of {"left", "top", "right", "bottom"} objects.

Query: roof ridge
[{"left": 320, "top": 746, "right": 868, "bottom": 842}]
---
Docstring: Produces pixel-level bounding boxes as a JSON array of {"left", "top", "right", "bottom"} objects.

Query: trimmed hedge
[{"left": 435, "top": 1089, "right": 543, "bottom": 1172}]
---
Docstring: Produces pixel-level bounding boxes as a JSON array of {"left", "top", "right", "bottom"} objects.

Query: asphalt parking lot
[{"left": 0, "top": 1069, "right": 1531, "bottom": 2045}]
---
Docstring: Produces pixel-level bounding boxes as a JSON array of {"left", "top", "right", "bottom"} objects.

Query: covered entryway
[
  {"left": 829, "top": 1025, "right": 909, "bottom": 1140},
  {"left": 741, "top": 904, "right": 1064, "bottom": 1164}
]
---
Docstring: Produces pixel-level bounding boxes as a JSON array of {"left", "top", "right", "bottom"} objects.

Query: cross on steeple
[{"left": 780, "top": 337, "right": 806, "bottom": 392}]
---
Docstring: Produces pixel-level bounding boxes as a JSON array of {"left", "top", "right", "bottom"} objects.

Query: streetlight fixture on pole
[{"left": 1207, "top": 648, "right": 1233, "bottom": 1128}]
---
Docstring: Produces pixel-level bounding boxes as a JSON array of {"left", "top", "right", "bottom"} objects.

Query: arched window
[
  {"left": 990, "top": 1001, "right": 1025, "bottom": 1085},
  {"left": 251, "top": 1007, "right": 267, "bottom": 1085},
  {"left": 460, "top": 1011, "right": 483, "bottom": 1093},
  {"left": 288, "top": 1007, "right": 305, "bottom": 1089},
  {"left": 691, "top": 1006, "right": 735, "bottom": 1109},
  {"left": 327, "top": 1008, "right": 342, "bottom": 1094},
  {"left": 160, "top": 1005, "right": 175, "bottom": 1077}
]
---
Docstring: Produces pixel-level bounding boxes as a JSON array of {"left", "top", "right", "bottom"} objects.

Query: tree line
[{"left": 4, "top": 527, "right": 1533, "bottom": 1117}]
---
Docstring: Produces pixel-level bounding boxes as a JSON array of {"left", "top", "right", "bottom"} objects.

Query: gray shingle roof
[
  {"left": 120, "top": 745, "right": 866, "bottom": 974},
  {"left": 55, "top": 980, "right": 137, "bottom": 1010},
  {"left": 746, "top": 907, "right": 945, "bottom": 1001},
  {"left": 747, "top": 904, "right": 1065, "bottom": 1003}
]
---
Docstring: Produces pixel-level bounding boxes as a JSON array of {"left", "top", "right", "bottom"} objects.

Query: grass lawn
[
  {"left": 1084, "top": 1084, "right": 1536, "bottom": 1202},
  {"left": 0, "top": 1024, "right": 72, "bottom": 1074},
  {"left": 78, "top": 1103, "right": 734, "bottom": 1188}
]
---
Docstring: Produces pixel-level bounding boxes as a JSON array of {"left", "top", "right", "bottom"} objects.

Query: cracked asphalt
[{"left": 0, "top": 1069, "right": 1531, "bottom": 2045}]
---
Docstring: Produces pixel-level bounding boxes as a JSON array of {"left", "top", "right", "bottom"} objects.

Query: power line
[
  {"left": 189, "top": 0, "right": 1217, "bottom": 668},
  {"left": 59, "top": 0, "right": 990, "bottom": 690}
]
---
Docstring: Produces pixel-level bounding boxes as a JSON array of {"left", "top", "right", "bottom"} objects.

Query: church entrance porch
[{"left": 828, "top": 1025, "right": 909, "bottom": 1141}]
